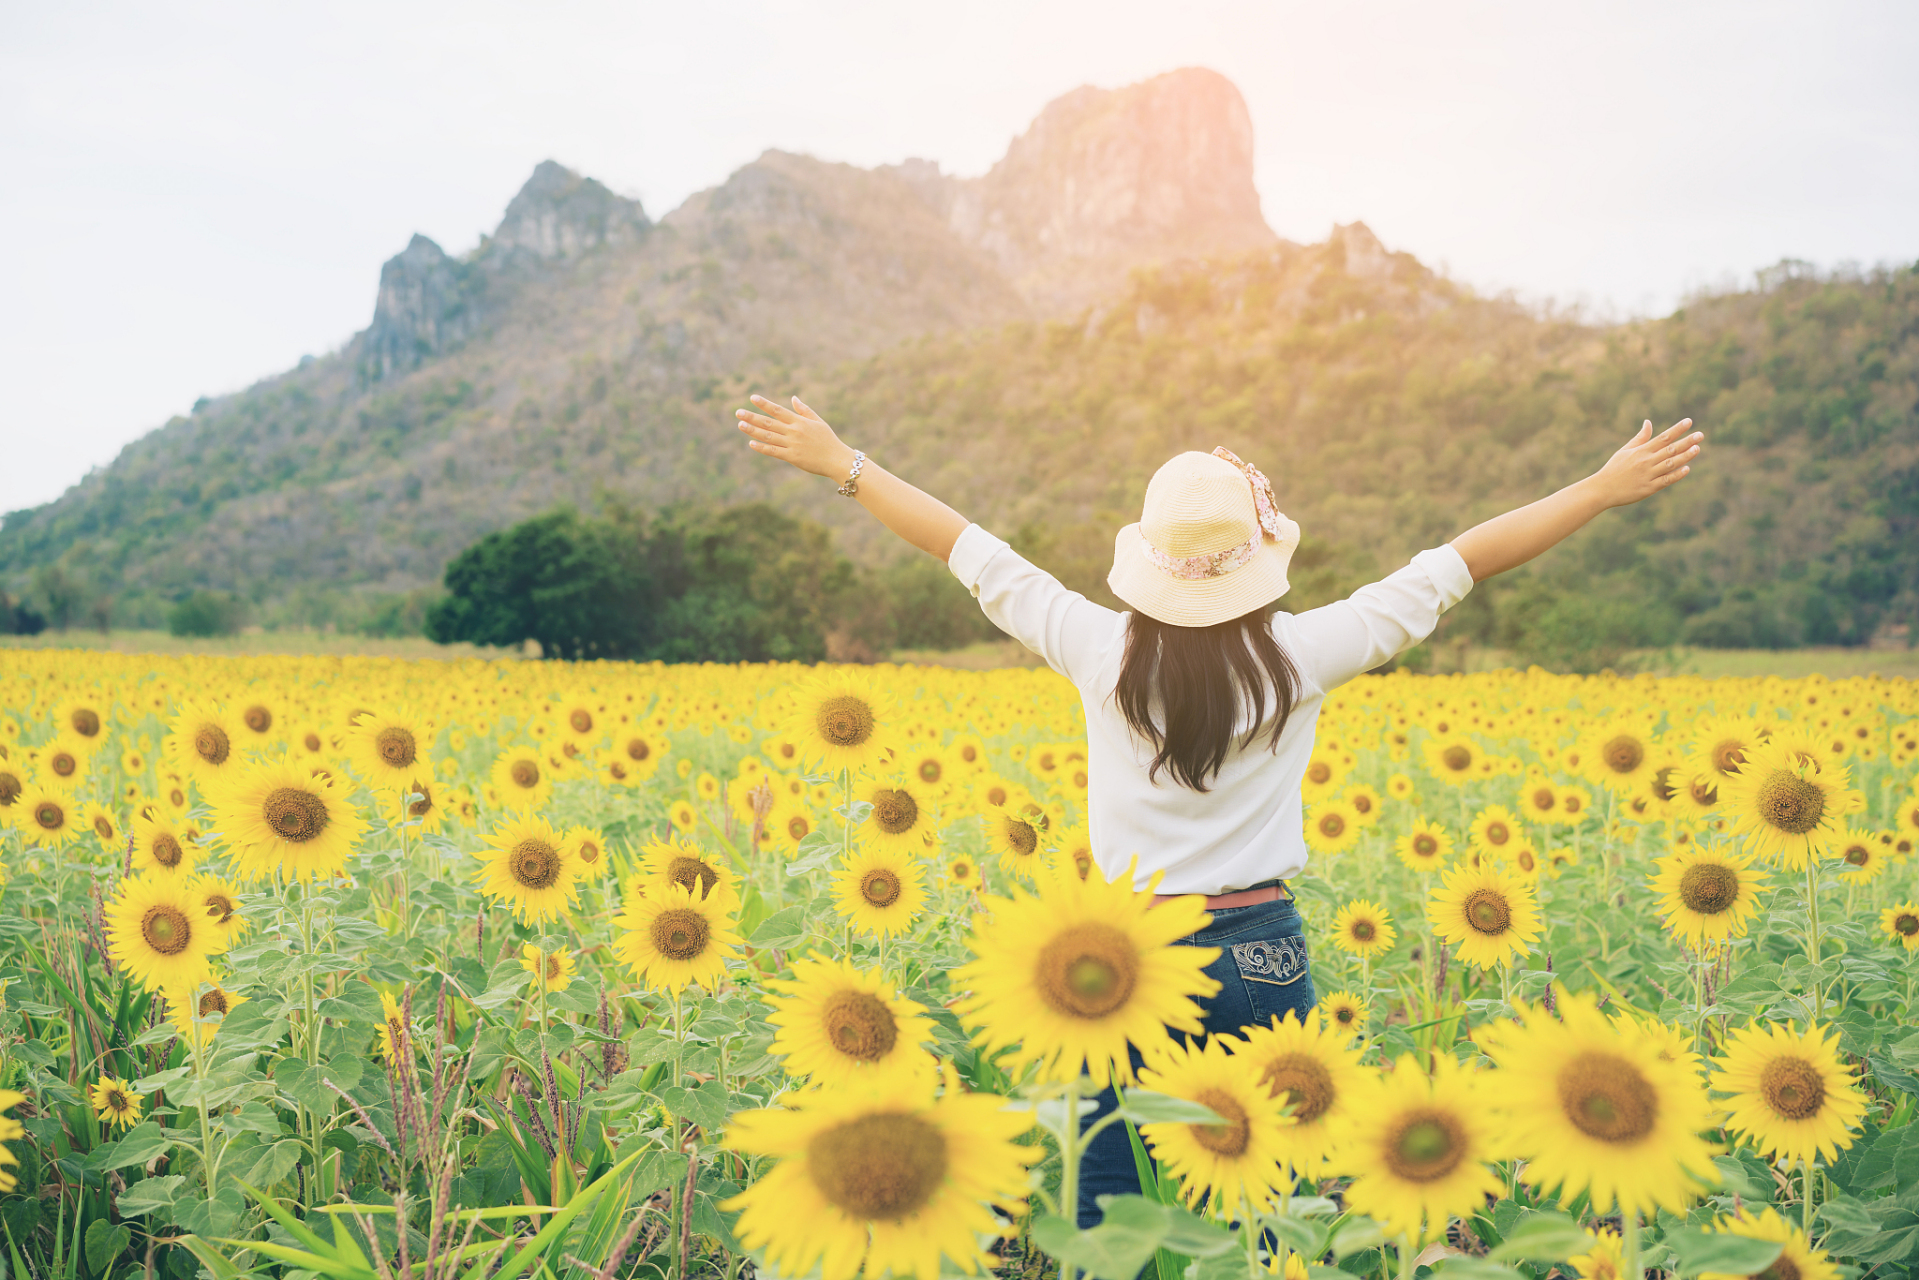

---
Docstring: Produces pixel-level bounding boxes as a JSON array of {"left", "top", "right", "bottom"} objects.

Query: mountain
[
  {"left": 1, "top": 68, "right": 1273, "bottom": 627},
  {"left": 4, "top": 68, "right": 1916, "bottom": 658}
]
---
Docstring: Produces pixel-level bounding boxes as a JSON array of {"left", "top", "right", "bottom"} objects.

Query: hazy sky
[{"left": 4, "top": 0, "right": 1916, "bottom": 513}]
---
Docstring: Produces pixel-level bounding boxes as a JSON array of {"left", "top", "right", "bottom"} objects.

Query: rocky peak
[
  {"left": 363, "top": 234, "right": 475, "bottom": 380},
  {"left": 1330, "top": 222, "right": 1393, "bottom": 282},
  {"left": 933, "top": 67, "right": 1276, "bottom": 314},
  {"left": 489, "top": 160, "right": 650, "bottom": 263}
]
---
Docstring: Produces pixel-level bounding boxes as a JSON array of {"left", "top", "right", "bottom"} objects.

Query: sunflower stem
[
  {"left": 1802, "top": 1159, "right": 1815, "bottom": 1235},
  {"left": 1396, "top": 1232, "right": 1417, "bottom": 1280},
  {"left": 1058, "top": 1077, "right": 1083, "bottom": 1276},
  {"left": 191, "top": 1020, "right": 220, "bottom": 1191},
  {"left": 1804, "top": 859, "right": 1824, "bottom": 1022},
  {"left": 1622, "top": 1211, "right": 1641, "bottom": 1280},
  {"left": 1244, "top": 1193, "right": 1261, "bottom": 1276}
]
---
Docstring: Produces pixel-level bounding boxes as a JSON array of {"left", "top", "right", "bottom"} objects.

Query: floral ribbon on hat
[{"left": 1139, "top": 447, "right": 1298, "bottom": 581}]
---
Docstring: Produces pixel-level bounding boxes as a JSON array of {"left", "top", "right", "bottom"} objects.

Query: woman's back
[{"left": 947, "top": 524, "right": 1474, "bottom": 894}]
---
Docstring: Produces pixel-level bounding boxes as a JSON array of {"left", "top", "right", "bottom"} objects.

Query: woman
[{"left": 735, "top": 394, "right": 1702, "bottom": 1223}]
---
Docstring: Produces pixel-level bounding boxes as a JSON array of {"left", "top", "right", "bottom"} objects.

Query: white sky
[{"left": 3, "top": 0, "right": 1916, "bottom": 513}]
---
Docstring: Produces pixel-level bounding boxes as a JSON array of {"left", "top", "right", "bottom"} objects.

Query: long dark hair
[{"left": 1113, "top": 605, "right": 1300, "bottom": 792}]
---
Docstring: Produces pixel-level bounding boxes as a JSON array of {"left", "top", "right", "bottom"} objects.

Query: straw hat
[{"left": 1107, "top": 448, "right": 1302, "bottom": 627}]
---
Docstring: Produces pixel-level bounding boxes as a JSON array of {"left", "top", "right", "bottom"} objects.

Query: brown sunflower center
[
  {"left": 1755, "top": 771, "right": 1824, "bottom": 835},
  {"left": 510, "top": 759, "right": 540, "bottom": 789},
  {"left": 1412, "top": 834, "right": 1438, "bottom": 857},
  {"left": 859, "top": 868, "right": 902, "bottom": 909},
  {"left": 1035, "top": 923, "right": 1139, "bottom": 1019},
  {"left": 916, "top": 758, "right": 942, "bottom": 785},
  {"left": 374, "top": 726, "right": 416, "bottom": 769},
  {"left": 787, "top": 815, "right": 811, "bottom": 841},
  {"left": 1307, "top": 762, "right": 1332, "bottom": 785},
  {"left": 1331, "top": 1003, "right": 1359, "bottom": 1026},
  {"left": 302, "top": 731, "right": 322, "bottom": 752},
  {"left": 195, "top": 723, "right": 231, "bottom": 766},
  {"left": 1709, "top": 738, "right": 1748, "bottom": 777},
  {"left": 1759, "top": 1056, "right": 1826, "bottom": 1121},
  {"left": 1756, "top": 1258, "right": 1802, "bottom": 1280},
  {"left": 651, "top": 907, "right": 709, "bottom": 960},
  {"left": 822, "top": 989, "right": 899, "bottom": 1062},
  {"left": 1319, "top": 813, "right": 1347, "bottom": 838},
  {"left": 1484, "top": 821, "right": 1510, "bottom": 846},
  {"left": 51, "top": 750, "right": 78, "bottom": 777},
  {"left": 264, "top": 787, "right": 329, "bottom": 842},
  {"left": 1602, "top": 735, "right": 1645, "bottom": 774},
  {"left": 815, "top": 695, "right": 876, "bottom": 750},
  {"left": 198, "top": 988, "right": 229, "bottom": 1017},
  {"left": 807, "top": 1112, "right": 948, "bottom": 1221},
  {"left": 140, "top": 904, "right": 193, "bottom": 956},
  {"left": 0, "top": 772, "right": 19, "bottom": 805},
  {"left": 105, "top": 1089, "right": 128, "bottom": 1111},
  {"left": 1842, "top": 843, "right": 1870, "bottom": 867},
  {"left": 1442, "top": 745, "right": 1473, "bottom": 772},
  {"left": 1189, "top": 1088, "right": 1251, "bottom": 1156},
  {"left": 510, "top": 838, "right": 562, "bottom": 890},
  {"left": 1463, "top": 888, "right": 1512, "bottom": 935},
  {"left": 152, "top": 833, "right": 184, "bottom": 868},
  {"left": 243, "top": 705, "right": 272, "bottom": 733},
  {"left": 203, "top": 893, "right": 236, "bottom": 923},
  {"left": 624, "top": 737, "right": 651, "bottom": 762},
  {"left": 1896, "top": 912, "right": 1919, "bottom": 937},
  {"left": 1350, "top": 920, "right": 1376, "bottom": 942},
  {"left": 34, "top": 800, "right": 66, "bottom": 830},
  {"left": 1003, "top": 816, "right": 1038, "bottom": 857},
  {"left": 72, "top": 708, "right": 102, "bottom": 737},
  {"left": 1557, "top": 1051, "right": 1658, "bottom": 1143},
  {"left": 1259, "top": 1052, "right": 1335, "bottom": 1124},
  {"left": 577, "top": 839, "right": 600, "bottom": 865},
  {"left": 669, "top": 855, "right": 720, "bottom": 898},
  {"left": 871, "top": 788, "right": 919, "bottom": 835},
  {"left": 1678, "top": 862, "right": 1738, "bottom": 914},
  {"left": 407, "top": 785, "right": 433, "bottom": 818},
  {"left": 544, "top": 954, "right": 564, "bottom": 981},
  {"left": 94, "top": 814, "right": 115, "bottom": 839},
  {"left": 1529, "top": 787, "right": 1556, "bottom": 812},
  {"left": 1384, "top": 1109, "right": 1466, "bottom": 1182},
  {"left": 570, "top": 709, "right": 593, "bottom": 734},
  {"left": 1689, "top": 778, "right": 1720, "bottom": 807}
]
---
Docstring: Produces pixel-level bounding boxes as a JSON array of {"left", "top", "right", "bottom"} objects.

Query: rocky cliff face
[
  {"left": 364, "top": 234, "right": 476, "bottom": 379},
  {"left": 889, "top": 67, "right": 1276, "bottom": 314},
  {"left": 490, "top": 160, "right": 650, "bottom": 263}
]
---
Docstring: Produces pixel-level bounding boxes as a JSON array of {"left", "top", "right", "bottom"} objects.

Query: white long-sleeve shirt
[{"left": 946, "top": 524, "right": 1475, "bottom": 894}]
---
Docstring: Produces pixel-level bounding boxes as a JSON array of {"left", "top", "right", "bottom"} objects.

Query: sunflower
[
  {"left": 980, "top": 804, "right": 1046, "bottom": 868},
  {"left": 954, "top": 859, "right": 1217, "bottom": 1086},
  {"left": 945, "top": 852, "right": 981, "bottom": 890},
  {"left": 613, "top": 882, "right": 742, "bottom": 993},
  {"left": 786, "top": 673, "right": 894, "bottom": 775},
  {"left": 1395, "top": 821, "right": 1452, "bottom": 872},
  {"left": 90, "top": 1076, "right": 144, "bottom": 1130},
  {"left": 1689, "top": 715, "right": 1765, "bottom": 785},
  {"left": 1518, "top": 774, "right": 1560, "bottom": 823},
  {"left": 378, "top": 776, "right": 446, "bottom": 833},
  {"left": 82, "top": 802, "right": 120, "bottom": 849},
  {"left": 169, "top": 979, "right": 249, "bottom": 1048},
  {"left": 1322, "top": 990, "right": 1366, "bottom": 1037},
  {"left": 376, "top": 991, "right": 409, "bottom": 1062},
  {"left": 166, "top": 701, "right": 244, "bottom": 785},
  {"left": 1557, "top": 785, "right": 1594, "bottom": 824},
  {"left": 1831, "top": 824, "right": 1887, "bottom": 882},
  {"left": 488, "top": 745, "right": 553, "bottom": 812},
  {"left": 1235, "top": 1009, "right": 1367, "bottom": 1171},
  {"left": 764, "top": 956, "right": 936, "bottom": 1086},
  {"left": 637, "top": 836, "right": 740, "bottom": 911},
  {"left": 562, "top": 824, "right": 605, "bottom": 872},
  {"left": 105, "top": 873, "right": 224, "bottom": 993},
  {"left": 189, "top": 873, "right": 250, "bottom": 946},
  {"left": 1306, "top": 800, "right": 1362, "bottom": 854},
  {"left": 131, "top": 807, "right": 199, "bottom": 877},
  {"left": 1698, "top": 1207, "right": 1839, "bottom": 1280},
  {"left": 1343, "top": 784, "right": 1384, "bottom": 828},
  {"left": 1336, "top": 1055, "right": 1505, "bottom": 1243},
  {"left": 1880, "top": 901, "right": 1919, "bottom": 951},
  {"left": 860, "top": 777, "right": 936, "bottom": 850},
  {"left": 902, "top": 746, "right": 955, "bottom": 797},
  {"left": 724, "top": 1070, "right": 1037, "bottom": 1280},
  {"left": 234, "top": 697, "right": 279, "bottom": 742},
  {"left": 17, "top": 783, "right": 78, "bottom": 847},
  {"left": 519, "top": 945, "right": 576, "bottom": 993},
  {"left": 477, "top": 815, "right": 581, "bottom": 923},
  {"left": 1586, "top": 722, "right": 1657, "bottom": 795},
  {"left": 1487, "top": 990, "right": 1718, "bottom": 1216},
  {"left": 1421, "top": 736, "right": 1480, "bottom": 787},
  {"left": 57, "top": 696, "right": 109, "bottom": 744},
  {"left": 832, "top": 846, "right": 927, "bottom": 937},
  {"left": 1331, "top": 899, "right": 1396, "bottom": 958},
  {"left": 1566, "top": 1229, "right": 1624, "bottom": 1280},
  {"left": 667, "top": 798, "right": 699, "bottom": 833},
  {"left": 39, "top": 732, "right": 92, "bottom": 785},
  {"left": 1136, "top": 1034, "right": 1294, "bottom": 1213},
  {"left": 1711, "top": 1021, "right": 1868, "bottom": 1165},
  {"left": 213, "top": 756, "right": 366, "bottom": 881},
  {"left": 1427, "top": 863, "right": 1541, "bottom": 969},
  {"left": 1468, "top": 805, "right": 1522, "bottom": 857},
  {"left": 1648, "top": 846, "right": 1768, "bottom": 948},
  {"left": 1721, "top": 739, "right": 1863, "bottom": 869},
  {"left": 0, "top": 761, "right": 23, "bottom": 817},
  {"left": 1051, "top": 823, "right": 1095, "bottom": 881}
]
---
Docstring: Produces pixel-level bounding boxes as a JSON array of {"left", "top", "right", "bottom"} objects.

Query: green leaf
[
  {"left": 1430, "top": 1259, "right": 1527, "bottom": 1280},
  {"left": 1818, "top": 1194, "right": 1919, "bottom": 1266},
  {"left": 1116, "top": 1089, "right": 1227, "bottom": 1126},
  {"left": 1664, "top": 1228, "right": 1784, "bottom": 1277},
  {"left": 660, "top": 1080, "right": 730, "bottom": 1135},
  {"left": 1489, "top": 1211, "right": 1591, "bottom": 1262},
  {"left": 88, "top": 1121, "right": 172, "bottom": 1171},
  {"left": 242, "top": 1139, "right": 306, "bottom": 1188},
  {"left": 221, "top": 1099, "right": 286, "bottom": 1139},
  {"left": 175, "top": 1186, "right": 249, "bottom": 1240},
  {"left": 115, "top": 1174, "right": 185, "bottom": 1218},
  {"left": 84, "top": 1219, "right": 130, "bottom": 1272},
  {"left": 1869, "top": 1054, "right": 1919, "bottom": 1097},
  {"left": 1031, "top": 1197, "right": 1236, "bottom": 1280},
  {"left": 1330, "top": 1216, "right": 1387, "bottom": 1259},
  {"left": 747, "top": 904, "right": 810, "bottom": 949},
  {"left": 317, "top": 982, "right": 385, "bottom": 1024},
  {"left": 471, "top": 962, "right": 531, "bottom": 1011}
]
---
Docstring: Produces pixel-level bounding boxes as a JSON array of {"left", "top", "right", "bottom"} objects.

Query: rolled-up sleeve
[
  {"left": 1289, "top": 545, "right": 1474, "bottom": 691},
  {"left": 947, "top": 524, "right": 1119, "bottom": 686}
]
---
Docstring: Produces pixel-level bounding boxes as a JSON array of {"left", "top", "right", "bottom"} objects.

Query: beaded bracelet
[{"left": 836, "top": 451, "right": 867, "bottom": 497}]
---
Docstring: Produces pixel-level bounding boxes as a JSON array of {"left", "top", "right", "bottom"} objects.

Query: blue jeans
[{"left": 1076, "top": 895, "right": 1316, "bottom": 1227}]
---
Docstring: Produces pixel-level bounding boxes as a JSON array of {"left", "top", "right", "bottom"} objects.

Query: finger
[
  {"left": 748, "top": 394, "right": 800, "bottom": 425},
  {"left": 1656, "top": 464, "right": 1690, "bottom": 488},
  {"left": 1654, "top": 434, "right": 1703, "bottom": 463},
  {"left": 790, "top": 395, "right": 826, "bottom": 423},
  {"left": 1651, "top": 417, "right": 1693, "bottom": 446},
  {"left": 736, "top": 409, "right": 793, "bottom": 435},
  {"left": 746, "top": 439, "right": 791, "bottom": 458},
  {"left": 736, "top": 419, "right": 784, "bottom": 443},
  {"left": 1631, "top": 420, "right": 1652, "bottom": 445}
]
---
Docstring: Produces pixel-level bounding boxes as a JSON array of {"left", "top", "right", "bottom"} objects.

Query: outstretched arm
[
  {"left": 734, "top": 395, "right": 969, "bottom": 561},
  {"left": 1450, "top": 418, "right": 1702, "bottom": 582}
]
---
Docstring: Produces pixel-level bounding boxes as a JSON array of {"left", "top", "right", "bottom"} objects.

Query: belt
[{"left": 1152, "top": 877, "right": 1292, "bottom": 910}]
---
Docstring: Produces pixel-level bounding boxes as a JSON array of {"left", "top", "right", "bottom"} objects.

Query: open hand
[
  {"left": 735, "top": 395, "right": 857, "bottom": 480},
  {"left": 1590, "top": 419, "right": 1702, "bottom": 507}
]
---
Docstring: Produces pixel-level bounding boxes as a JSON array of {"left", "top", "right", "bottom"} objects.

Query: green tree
[{"left": 168, "top": 590, "right": 245, "bottom": 637}]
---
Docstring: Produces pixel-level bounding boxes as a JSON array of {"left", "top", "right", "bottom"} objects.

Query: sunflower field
[{"left": 1, "top": 651, "right": 1919, "bottom": 1280}]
